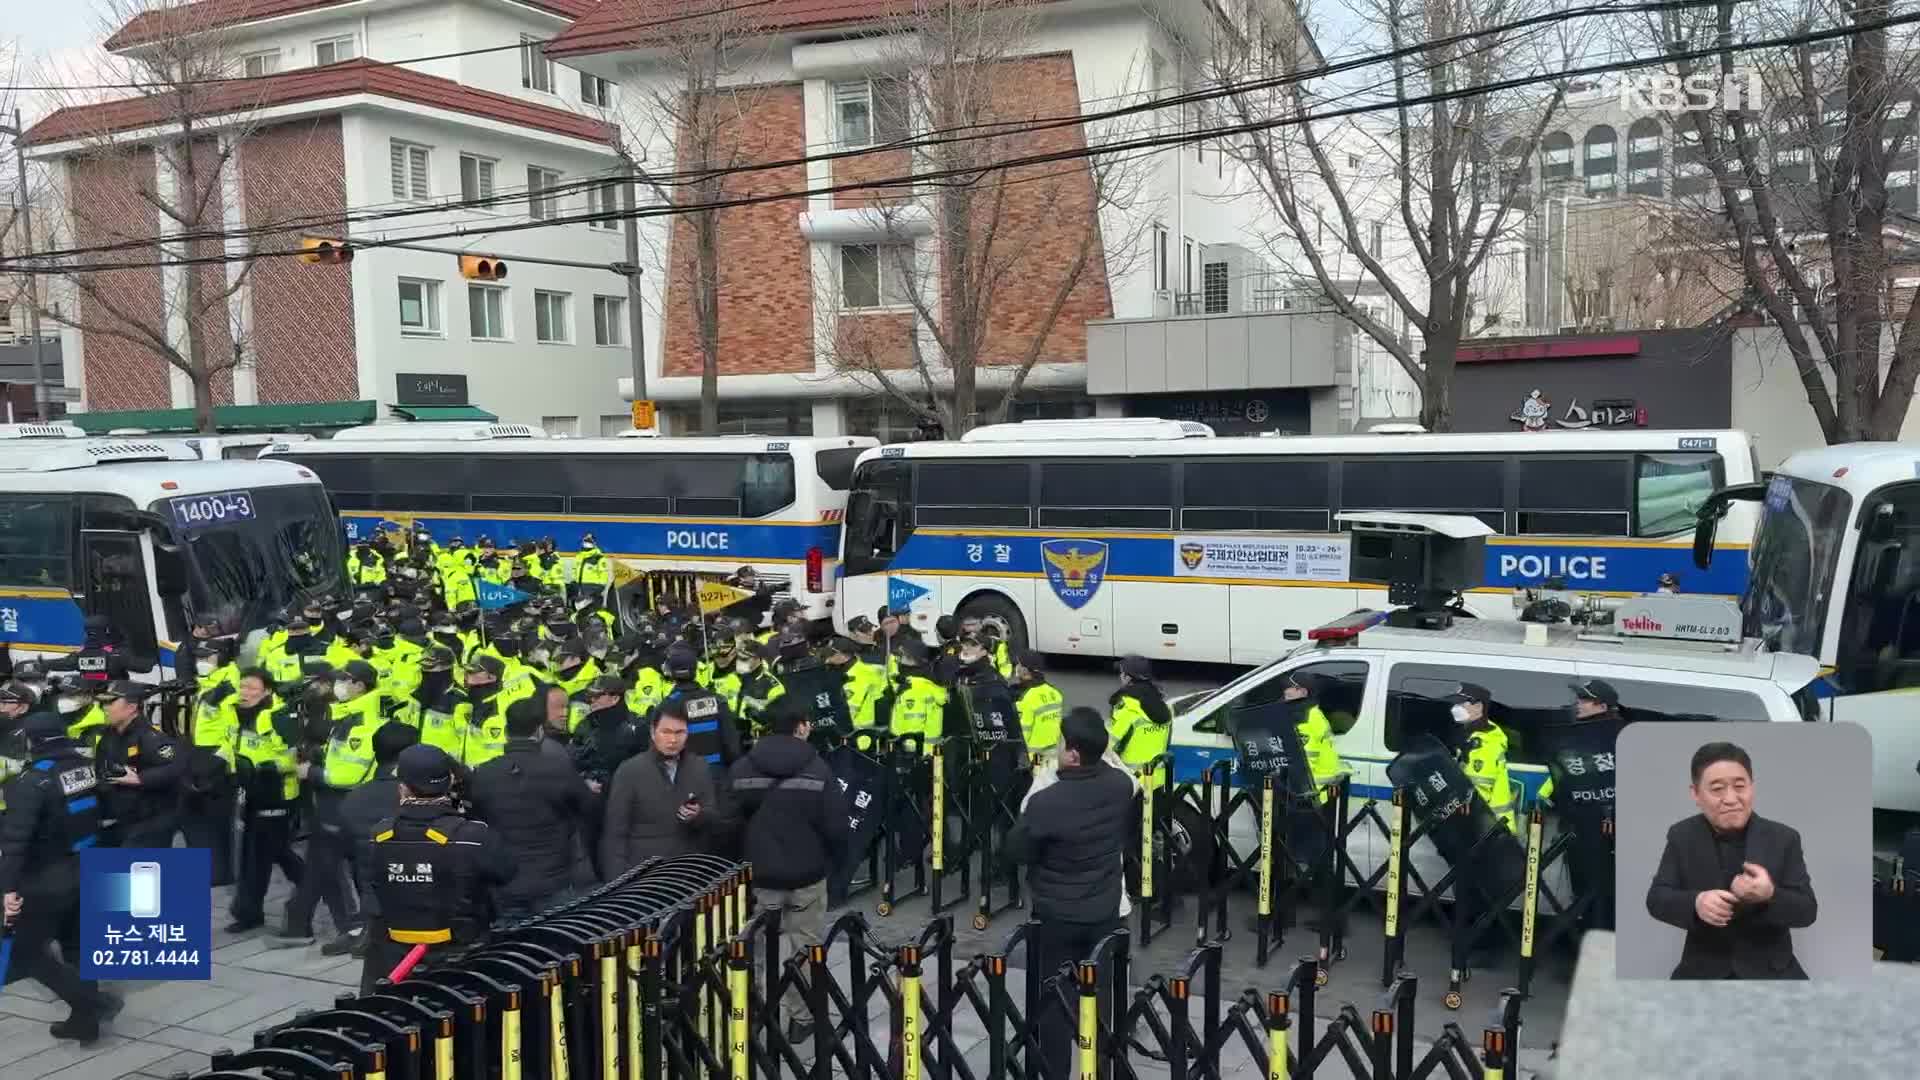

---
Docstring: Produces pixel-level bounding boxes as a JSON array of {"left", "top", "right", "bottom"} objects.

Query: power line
[
  {"left": 9, "top": 4, "right": 1908, "bottom": 276},
  {"left": 5, "top": 0, "right": 1680, "bottom": 264}
]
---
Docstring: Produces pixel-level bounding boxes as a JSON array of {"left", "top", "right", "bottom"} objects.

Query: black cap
[
  {"left": 0, "top": 683, "right": 34, "bottom": 707},
  {"left": 827, "top": 636, "right": 858, "bottom": 657},
  {"left": 286, "top": 616, "right": 313, "bottom": 633},
  {"left": 774, "top": 599, "right": 802, "bottom": 617},
  {"left": 95, "top": 680, "right": 154, "bottom": 704},
  {"left": 664, "top": 645, "right": 699, "bottom": 678},
  {"left": 776, "top": 634, "right": 809, "bottom": 659},
  {"left": 22, "top": 709, "right": 67, "bottom": 741},
  {"left": 846, "top": 615, "right": 875, "bottom": 635},
  {"left": 396, "top": 744, "right": 455, "bottom": 796},
  {"left": 191, "top": 640, "right": 223, "bottom": 659},
  {"left": 1571, "top": 678, "right": 1619, "bottom": 707},
  {"left": 1015, "top": 650, "right": 1045, "bottom": 672},
  {"left": 1119, "top": 654, "right": 1153, "bottom": 681},
  {"left": 1445, "top": 682, "right": 1493, "bottom": 706},
  {"left": 467, "top": 655, "right": 506, "bottom": 679},
  {"left": 587, "top": 674, "right": 627, "bottom": 698},
  {"left": 897, "top": 638, "right": 931, "bottom": 665},
  {"left": 556, "top": 639, "right": 589, "bottom": 661},
  {"left": 419, "top": 646, "right": 456, "bottom": 672},
  {"left": 340, "top": 661, "right": 379, "bottom": 688}
]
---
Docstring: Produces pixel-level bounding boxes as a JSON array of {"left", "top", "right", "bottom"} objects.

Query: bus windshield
[
  {"left": 1740, "top": 475, "right": 1852, "bottom": 656},
  {"left": 157, "top": 484, "right": 345, "bottom": 635}
]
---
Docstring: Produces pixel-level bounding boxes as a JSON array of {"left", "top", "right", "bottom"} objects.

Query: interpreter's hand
[
  {"left": 3, "top": 891, "right": 21, "bottom": 922},
  {"left": 1732, "top": 862, "right": 1775, "bottom": 904},
  {"left": 110, "top": 768, "right": 142, "bottom": 787},
  {"left": 1695, "top": 889, "right": 1737, "bottom": 927}
]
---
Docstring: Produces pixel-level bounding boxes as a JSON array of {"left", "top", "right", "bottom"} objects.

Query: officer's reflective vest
[
  {"left": 1110, "top": 688, "right": 1171, "bottom": 789},
  {"left": 348, "top": 550, "right": 387, "bottom": 586},
  {"left": 990, "top": 639, "right": 1013, "bottom": 680},
  {"left": 417, "top": 692, "right": 468, "bottom": 761},
  {"left": 231, "top": 695, "right": 300, "bottom": 803},
  {"left": 440, "top": 563, "right": 478, "bottom": 609},
  {"left": 320, "top": 694, "right": 385, "bottom": 789},
  {"left": 255, "top": 628, "right": 289, "bottom": 672},
  {"left": 1296, "top": 703, "right": 1344, "bottom": 804},
  {"left": 370, "top": 812, "right": 470, "bottom": 946},
  {"left": 537, "top": 553, "right": 568, "bottom": 590},
  {"left": 715, "top": 668, "right": 784, "bottom": 734},
  {"left": 193, "top": 681, "right": 240, "bottom": 765},
  {"left": 845, "top": 660, "right": 888, "bottom": 728},
  {"left": 555, "top": 659, "right": 599, "bottom": 701},
  {"left": 498, "top": 659, "right": 539, "bottom": 708},
  {"left": 323, "top": 638, "right": 359, "bottom": 672},
  {"left": 1460, "top": 722, "right": 1517, "bottom": 833},
  {"left": 695, "top": 660, "right": 715, "bottom": 689},
  {"left": 265, "top": 640, "right": 315, "bottom": 684},
  {"left": 1015, "top": 680, "right": 1065, "bottom": 754},
  {"left": 476, "top": 559, "right": 511, "bottom": 586},
  {"left": 892, "top": 673, "right": 948, "bottom": 749},
  {"left": 66, "top": 703, "right": 108, "bottom": 748},
  {"left": 626, "top": 667, "right": 668, "bottom": 717},
  {"left": 576, "top": 547, "right": 612, "bottom": 588}
]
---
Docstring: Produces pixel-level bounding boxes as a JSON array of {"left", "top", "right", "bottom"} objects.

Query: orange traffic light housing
[
  {"left": 459, "top": 255, "right": 509, "bottom": 280},
  {"left": 299, "top": 236, "right": 353, "bottom": 264}
]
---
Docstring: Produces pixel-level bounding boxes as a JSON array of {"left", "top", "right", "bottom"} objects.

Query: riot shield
[
  {"left": 825, "top": 737, "right": 890, "bottom": 905},
  {"left": 1387, "top": 735, "right": 1525, "bottom": 904},
  {"left": 1226, "top": 697, "right": 1317, "bottom": 800},
  {"left": 1544, "top": 737, "right": 1619, "bottom": 930}
]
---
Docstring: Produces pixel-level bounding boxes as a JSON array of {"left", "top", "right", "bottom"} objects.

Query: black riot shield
[
  {"left": 1387, "top": 735, "right": 1525, "bottom": 904},
  {"left": 784, "top": 661, "right": 853, "bottom": 739},
  {"left": 1227, "top": 698, "right": 1317, "bottom": 801},
  {"left": 825, "top": 738, "right": 889, "bottom": 905}
]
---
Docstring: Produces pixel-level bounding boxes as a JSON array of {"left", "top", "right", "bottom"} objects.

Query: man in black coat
[
  {"left": 600, "top": 700, "right": 722, "bottom": 876},
  {"left": 1004, "top": 707, "right": 1135, "bottom": 1078},
  {"left": 466, "top": 697, "right": 598, "bottom": 919},
  {"left": 728, "top": 696, "right": 848, "bottom": 1042},
  {"left": 1646, "top": 741, "right": 1817, "bottom": 979}
]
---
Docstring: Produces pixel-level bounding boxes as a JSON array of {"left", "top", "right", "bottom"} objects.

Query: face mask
[
  {"left": 1450, "top": 704, "right": 1473, "bottom": 724},
  {"left": 57, "top": 697, "right": 87, "bottom": 716},
  {"left": 468, "top": 681, "right": 498, "bottom": 698},
  {"left": 828, "top": 658, "right": 852, "bottom": 672},
  {"left": 333, "top": 681, "right": 356, "bottom": 702},
  {"left": 529, "top": 649, "right": 551, "bottom": 666},
  {"left": 196, "top": 660, "right": 216, "bottom": 676},
  {"left": 735, "top": 661, "right": 755, "bottom": 675}
]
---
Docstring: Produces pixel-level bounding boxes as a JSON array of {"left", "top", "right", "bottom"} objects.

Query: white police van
[{"left": 1164, "top": 514, "right": 1821, "bottom": 906}]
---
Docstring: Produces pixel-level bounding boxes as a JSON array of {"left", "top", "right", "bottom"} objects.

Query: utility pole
[
  {"left": 620, "top": 154, "right": 648, "bottom": 404},
  {"left": 3, "top": 109, "right": 49, "bottom": 420}
]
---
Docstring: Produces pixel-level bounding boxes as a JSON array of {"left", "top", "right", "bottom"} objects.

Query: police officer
[
  {"left": 718, "top": 641, "right": 785, "bottom": 737},
  {"left": 186, "top": 639, "right": 242, "bottom": 886},
  {"left": 1109, "top": 656, "right": 1172, "bottom": 790},
  {"left": 890, "top": 639, "right": 947, "bottom": 751},
  {"left": 617, "top": 633, "right": 671, "bottom": 718},
  {"left": 409, "top": 648, "right": 466, "bottom": 758},
  {"left": 551, "top": 639, "right": 600, "bottom": 703},
  {"left": 1446, "top": 682, "right": 1517, "bottom": 834},
  {"left": 1281, "top": 673, "right": 1344, "bottom": 803},
  {"left": 0, "top": 682, "right": 35, "bottom": 811},
  {"left": 0, "top": 709, "right": 117, "bottom": 1043},
  {"left": 840, "top": 629, "right": 888, "bottom": 730},
  {"left": 1012, "top": 651, "right": 1064, "bottom": 766},
  {"left": 571, "top": 675, "right": 646, "bottom": 792},
  {"left": 226, "top": 669, "right": 305, "bottom": 934},
  {"left": 273, "top": 660, "right": 383, "bottom": 952},
  {"left": 93, "top": 682, "right": 187, "bottom": 849},
  {"left": 573, "top": 532, "right": 612, "bottom": 603},
  {"left": 781, "top": 635, "right": 853, "bottom": 740},
  {"left": 457, "top": 656, "right": 511, "bottom": 768},
  {"left": 659, "top": 645, "right": 741, "bottom": 769},
  {"left": 360, "top": 744, "right": 513, "bottom": 994},
  {"left": 1540, "top": 678, "right": 1622, "bottom": 931}
]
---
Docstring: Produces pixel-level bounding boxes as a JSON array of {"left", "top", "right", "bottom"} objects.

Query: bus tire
[{"left": 957, "top": 592, "right": 1027, "bottom": 656}]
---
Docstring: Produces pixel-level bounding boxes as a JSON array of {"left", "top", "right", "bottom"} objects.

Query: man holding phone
[{"left": 600, "top": 700, "right": 722, "bottom": 876}]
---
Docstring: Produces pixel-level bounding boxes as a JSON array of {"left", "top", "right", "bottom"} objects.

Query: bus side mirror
[
  {"left": 1691, "top": 510, "right": 1720, "bottom": 570},
  {"left": 152, "top": 543, "right": 189, "bottom": 597}
]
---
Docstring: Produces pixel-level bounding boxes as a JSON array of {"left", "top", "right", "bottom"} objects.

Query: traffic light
[
  {"left": 459, "top": 255, "right": 509, "bottom": 281},
  {"left": 299, "top": 236, "right": 353, "bottom": 264}
]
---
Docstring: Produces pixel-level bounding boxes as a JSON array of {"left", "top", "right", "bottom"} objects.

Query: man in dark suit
[{"left": 1646, "top": 741, "right": 1817, "bottom": 979}]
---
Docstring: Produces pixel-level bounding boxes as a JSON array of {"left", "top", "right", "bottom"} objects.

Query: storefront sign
[
  {"left": 395, "top": 373, "right": 470, "bottom": 406},
  {"left": 1173, "top": 534, "right": 1352, "bottom": 582},
  {"left": 1510, "top": 389, "right": 1646, "bottom": 431}
]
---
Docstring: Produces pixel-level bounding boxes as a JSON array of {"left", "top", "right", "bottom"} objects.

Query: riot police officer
[
  {"left": 1109, "top": 656, "right": 1171, "bottom": 790},
  {"left": 360, "top": 744, "right": 513, "bottom": 994},
  {"left": 718, "top": 641, "right": 785, "bottom": 737},
  {"left": 659, "top": 645, "right": 741, "bottom": 769},
  {"left": 1539, "top": 679, "right": 1622, "bottom": 931},
  {"left": 273, "top": 660, "right": 383, "bottom": 951},
  {"left": 1012, "top": 651, "right": 1064, "bottom": 765},
  {"left": 890, "top": 638, "right": 947, "bottom": 751},
  {"left": 782, "top": 635, "right": 853, "bottom": 740},
  {"left": 0, "top": 710, "right": 117, "bottom": 1043},
  {"left": 93, "top": 682, "right": 187, "bottom": 849},
  {"left": 226, "top": 668, "right": 305, "bottom": 933},
  {"left": 1281, "top": 673, "right": 1344, "bottom": 803},
  {"left": 1446, "top": 682, "right": 1517, "bottom": 834},
  {"left": 186, "top": 639, "right": 241, "bottom": 886},
  {"left": 0, "top": 682, "right": 34, "bottom": 812}
]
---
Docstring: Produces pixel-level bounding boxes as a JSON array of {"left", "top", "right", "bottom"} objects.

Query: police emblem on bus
[
  {"left": 1041, "top": 540, "right": 1108, "bottom": 610},
  {"left": 1178, "top": 542, "right": 1206, "bottom": 570}
]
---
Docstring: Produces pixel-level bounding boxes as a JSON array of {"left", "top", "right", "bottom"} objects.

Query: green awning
[
  {"left": 66, "top": 400, "right": 378, "bottom": 434},
  {"left": 387, "top": 405, "right": 499, "bottom": 422}
]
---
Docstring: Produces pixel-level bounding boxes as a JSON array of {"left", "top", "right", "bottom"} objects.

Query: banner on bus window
[{"left": 1171, "top": 534, "right": 1352, "bottom": 583}]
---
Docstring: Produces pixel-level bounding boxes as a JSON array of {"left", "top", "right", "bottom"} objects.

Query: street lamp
[{"left": 0, "top": 107, "right": 50, "bottom": 420}]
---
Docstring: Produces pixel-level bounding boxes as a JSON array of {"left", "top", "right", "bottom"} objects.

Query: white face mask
[
  {"left": 196, "top": 660, "right": 216, "bottom": 676},
  {"left": 333, "top": 681, "right": 356, "bottom": 702},
  {"left": 735, "top": 661, "right": 755, "bottom": 675},
  {"left": 1450, "top": 703, "right": 1473, "bottom": 724},
  {"left": 56, "top": 697, "right": 86, "bottom": 716},
  {"left": 529, "top": 649, "right": 551, "bottom": 666}
]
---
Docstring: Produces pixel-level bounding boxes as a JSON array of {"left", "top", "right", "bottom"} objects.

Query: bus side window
[
  {"left": 80, "top": 530, "right": 159, "bottom": 658},
  {"left": 1836, "top": 483, "right": 1920, "bottom": 693},
  {"left": 0, "top": 494, "right": 74, "bottom": 590}
]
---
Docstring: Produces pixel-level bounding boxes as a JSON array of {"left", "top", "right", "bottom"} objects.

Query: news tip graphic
[{"left": 79, "top": 848, "right": 212, "bottom": 980}]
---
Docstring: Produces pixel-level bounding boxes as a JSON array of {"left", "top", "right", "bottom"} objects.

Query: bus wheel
[{"left": 958, "top": 593, "right": 1027, "bottom": 656}]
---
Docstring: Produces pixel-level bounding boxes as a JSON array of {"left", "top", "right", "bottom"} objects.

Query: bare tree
[
  {"left": 29, "top": 0, "right": 272, "bottom": 433},
  {"left": 616, "top": 3, "right": 773, "bottom": 432},
  {"left": 1646, "top": 0, "right": 1920, "bottom": 442},
  {"left": 1188, "top": 0, "right": 1576, "bottom": 430},
  {"left": 819, "top": 0, "right": 1154, "bottom": 437}
]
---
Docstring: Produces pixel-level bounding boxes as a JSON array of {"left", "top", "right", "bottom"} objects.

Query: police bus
[
  {"left": 1694, "top": 442, "right": 1920, "bottom": 812},
  {"left": 840, "top": 419, "right": 1759, "bottom": 663},
  {"left": 263, "top": 424, "right": 877, "bottom": 622},
  {"left": 0, "top": 424, "right": 346, "bottom": 679}
]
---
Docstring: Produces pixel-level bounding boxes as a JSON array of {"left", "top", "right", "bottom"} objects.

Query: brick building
[
  {"left": 23, "top": 0, "right": 633, "bottom": 433},
  {"left": 552, "top": 0, "right": 1279, "bottom": 436}
]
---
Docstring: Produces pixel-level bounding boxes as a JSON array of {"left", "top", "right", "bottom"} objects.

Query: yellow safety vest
[
  {"left": 320, "top": 694, "right": 385, "bottom": 789},
  {"left": 1016, "top": 681, "right": 1065, "bottom": 755},
  {"left": 892, "top": 674, "right": 948, "bottom": 750},
  {"left": 1110, "top": 690, "right": 1171, "bottom": 790},
  {"left": 1461, "top": 722, "right": 1518, "bottom": 833},
  {"left": 1297, "top": 703, "right": 1344, "bottom": 804},
  {"left": 232, "top": 696, "right": 300, "bottom": 802},
  {"left": 845, "top": 660, "right": 889, "bottom": 728}
]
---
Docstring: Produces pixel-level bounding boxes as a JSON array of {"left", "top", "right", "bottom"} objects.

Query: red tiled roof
[
  {"left": 106, "top": 0, "right": 598, "bottom": 51},
  {"left": 548, "top": 0, "right": 927, "bottom": 58},
  {"left": 22, "top": 59, "right": 615, "bottom": 146}
]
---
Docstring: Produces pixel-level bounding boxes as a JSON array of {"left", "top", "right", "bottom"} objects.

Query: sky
[{"left": 5, "top": 4, "right": 117, "bottom": 122}]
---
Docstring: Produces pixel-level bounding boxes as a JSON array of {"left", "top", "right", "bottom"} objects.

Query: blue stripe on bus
[
  {"left": 342, "top": 513, "right": 841, "bottom": 565},
  {"left": 886, "top": 531, "right": 1751, "bottom": 596}
]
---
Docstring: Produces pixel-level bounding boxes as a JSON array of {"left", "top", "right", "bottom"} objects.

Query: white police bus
[
  {"left": 1695, "top": 442, "right": 1920, "bottom": 812},
  {"left": 263, "top": 424, "right": 877, "bottom": 621},
  {"left": 839, "top": 419, "right": 1759, "bottom": 663},
  {"left": 0, "top": 424, "right": 345, "bottom": 678}
]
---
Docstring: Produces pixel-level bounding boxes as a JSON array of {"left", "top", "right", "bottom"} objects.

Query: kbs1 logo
[{"left": 1617, "top": 70, "right": 1763, "bottom": 114}]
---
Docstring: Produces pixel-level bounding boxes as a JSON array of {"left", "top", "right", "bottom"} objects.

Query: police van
[{"left": 1164, "top": 514, "right": 1821, "bottom": 905}]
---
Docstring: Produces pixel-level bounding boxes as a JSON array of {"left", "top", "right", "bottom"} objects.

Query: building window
[
  {"left": 527, "top": 166, "right": 561, "bottom": 220},
  {"left": 389, "top": 141, "right": 430, "bottom": 201},
  {"left": 580, "top": 71, "right": 613, "bottom": 107},
  {"left": 586, "top": 182, "right": 621, "bottom": 229},
  {"left": 460, "top": 154, "right": 495, "bottom": 202},
  {"left": 833, "top": 78, "right": 908, "bottom": 147},
  {"left": 534, "top": 290, "right": 572, "bottom": 343},
  {"left": 1370, "top": 221, "right": 1384, "bottom": 257},
  {"left": 599, "top": 414, "right": 633, "bottom": 436},
  {"left": 1183, "top": 238, "right": 1195, "bottom": 292},
  {"left": 541, "top": 416, "right": 578, "bottom": 437},
  {"left": 1152, "top": 226, "right": 1168, "bottom": 291},
  {"left": 1586, "top": 171, "right": 1617, "bottom": 196},
  {"left": 398, "top": 279, "right": 441, "bottom": 335},
  {"left": 840, "top": 243, "right": 912, "bottom": 310},
  {"left": 242, "top": 50, "right": 280, "bottom": 77},
  {"left": 593, "top": 295, "right": 626, "bottom": 346},
  {"left": 1203, "top": 261, "right": 1229, "bottom": 314},
  {"left": 313, "top": 36, "right": 355, "bottom": 66},
  {"left": 521, "top": 35, "right": 555, "bottom": 92},
  {"left": 469, "top": 285, "right": 508, "bottom": 340}
]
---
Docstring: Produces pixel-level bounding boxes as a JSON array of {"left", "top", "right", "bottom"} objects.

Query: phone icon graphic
[{"left": 128, "top": 862, "right": 163, "bottom": 919}]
